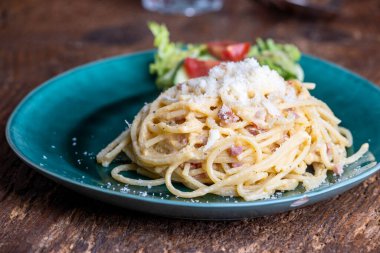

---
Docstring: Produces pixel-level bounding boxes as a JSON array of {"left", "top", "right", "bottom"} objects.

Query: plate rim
[{"left": 5, "top": 49, "right": 380, "bottom": 208}]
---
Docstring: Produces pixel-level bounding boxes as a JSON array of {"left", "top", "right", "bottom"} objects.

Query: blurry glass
[
  {"left": 142, "top": 0, "right": 224, "bottom": 17},
  {"left": 255, "top": 0, "right": 341, "bottom": 19}
]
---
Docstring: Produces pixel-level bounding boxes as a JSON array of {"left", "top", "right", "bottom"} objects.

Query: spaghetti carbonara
[{"left": 97, "top": 58, "right": 370, "bottom": 201}]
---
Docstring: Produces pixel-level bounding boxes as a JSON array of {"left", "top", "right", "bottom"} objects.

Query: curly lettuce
[
  {"left": 248, "top": 38, "right": 303, "bottom": 81},
  {"left": 148, "top": 22, "right": 205, "bottom": 89}
]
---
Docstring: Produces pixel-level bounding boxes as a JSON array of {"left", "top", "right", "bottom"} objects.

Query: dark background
[{"left": 1, "top": 0, "right": 379, "bottom": 252}]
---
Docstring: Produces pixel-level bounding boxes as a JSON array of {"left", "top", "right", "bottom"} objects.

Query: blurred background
[
  {"left": 0, "top": 0, "right": 379, "bottom": 87},
  {"left": 0, "top": 1, "right": 380, "bottom": 251}
]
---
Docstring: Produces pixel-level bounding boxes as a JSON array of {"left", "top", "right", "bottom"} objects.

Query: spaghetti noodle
[{"left": 97, "top": 58, "right": 370, "bottom": 201}]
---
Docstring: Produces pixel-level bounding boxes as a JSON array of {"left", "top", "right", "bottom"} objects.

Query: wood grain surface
[{"left": 1, "top": 0, "right": 379, "bottom": 252}]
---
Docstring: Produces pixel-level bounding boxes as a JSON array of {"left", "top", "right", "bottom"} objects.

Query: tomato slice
[
  {"left": 223, "top": 42, "right": 251, "bottom": 61},
  {"left": 207, "top": 41, "right": 251, "bottom": 62},
  {"left": 207, "top": 41, "right": 235, "bottom": 60},
  {"left": 184, "top": 58, "right": 220, "bottom": 78}
]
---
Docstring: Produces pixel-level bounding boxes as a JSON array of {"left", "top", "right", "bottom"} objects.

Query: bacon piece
[
  {"left": 245, "top": 124, "right": 260, "bottom": 136},
  {"left": 190, "top": 163, "right": 202, "bottom": 169},
  {"left": 229, "top": 145, "right": 243, "bottom": 156},
  {"left": 231, "top": 162, "right": 243, "bottom": 168},
  {"left": 218, "top": 105, "right": 239, "bottom": 125}
]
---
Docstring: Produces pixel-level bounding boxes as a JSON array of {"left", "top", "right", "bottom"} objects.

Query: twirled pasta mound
[{"left": 97, "top": 58, "right": 369, "bottom": 201}]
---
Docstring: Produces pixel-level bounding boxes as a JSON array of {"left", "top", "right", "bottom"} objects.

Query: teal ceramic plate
[{"left": 6, "top": 50, "right": 380, "bottom": 220}]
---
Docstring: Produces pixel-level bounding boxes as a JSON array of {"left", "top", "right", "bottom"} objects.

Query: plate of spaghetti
[{"left": 6, "top": 50, "right": 380, "bottom": 219}]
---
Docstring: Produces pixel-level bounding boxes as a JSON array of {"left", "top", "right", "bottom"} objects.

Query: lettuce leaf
[
  {"left": 148, "top": 22, "right": 205, "bottom": 89},
  {"left": 248, "top": 38, "right": 303, "bottom": 81}
]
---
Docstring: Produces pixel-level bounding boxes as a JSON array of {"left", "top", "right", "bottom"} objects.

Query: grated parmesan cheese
[
  {"left": 203, "top": 129, "right": 221, "bottom": 151},
  {"left": 165, "top": 58, "right": 299, "bottom": 130},
  {"left": 262, "top": 98, "right": 281, "bottom": 116}
]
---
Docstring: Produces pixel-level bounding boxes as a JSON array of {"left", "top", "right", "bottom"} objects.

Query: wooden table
[{"left": 1, "top": 0, "right": 379, "bottom": 252}]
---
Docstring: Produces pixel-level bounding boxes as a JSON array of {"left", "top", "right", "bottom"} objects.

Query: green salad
[{"left": 149, "top": 22, "right": 303, "bottom": 90}]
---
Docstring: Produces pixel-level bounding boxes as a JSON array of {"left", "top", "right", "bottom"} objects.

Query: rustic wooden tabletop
[{"left": 1, "top": 0, "right": 379, "bottom": 252}]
